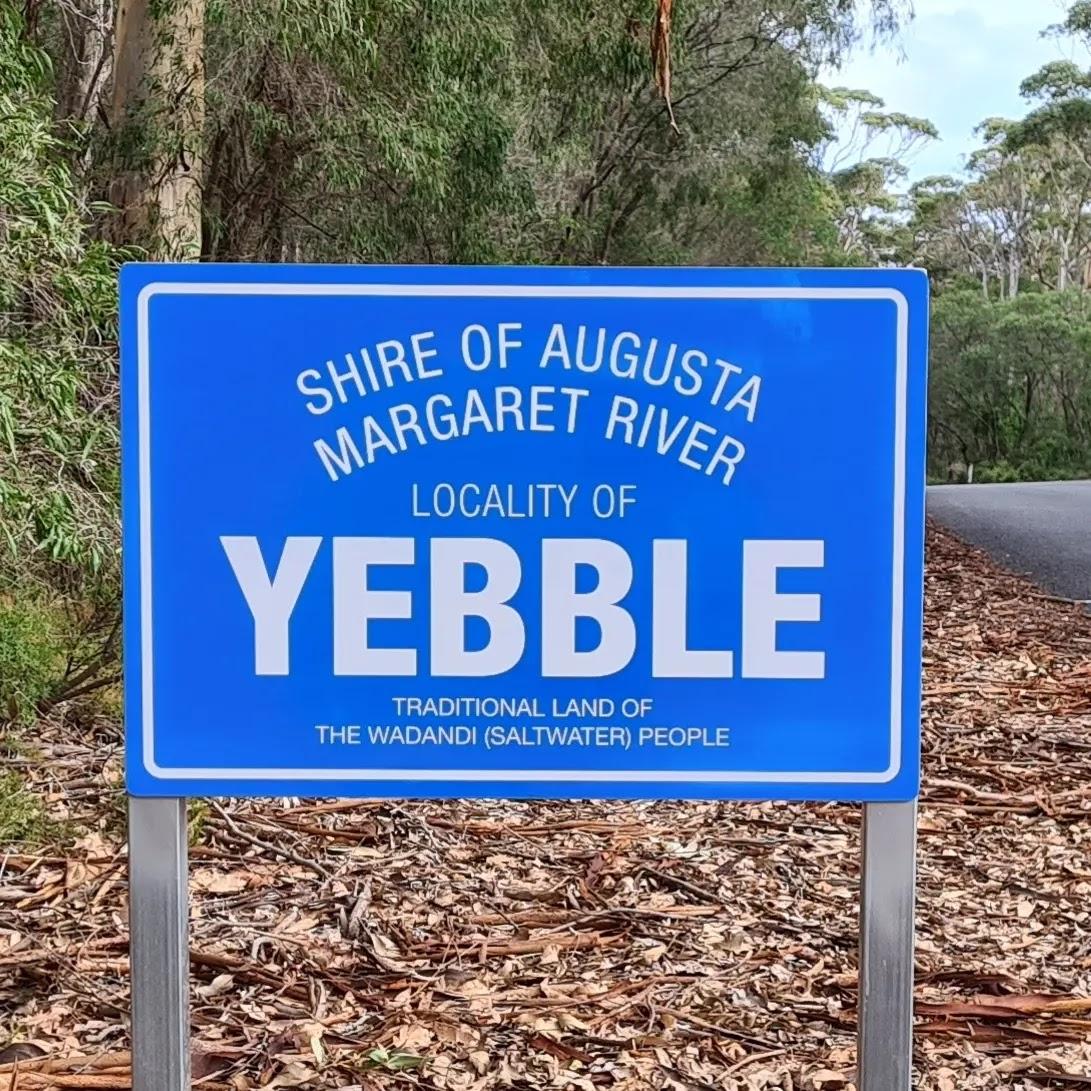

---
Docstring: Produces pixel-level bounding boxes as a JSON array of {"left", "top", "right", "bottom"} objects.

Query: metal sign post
[
  {"left": 129, "top": 797, "right": 190, "bottom": 1091},
  {"left": 859, "top": 800, "right": 918, "bottom": 1090}
]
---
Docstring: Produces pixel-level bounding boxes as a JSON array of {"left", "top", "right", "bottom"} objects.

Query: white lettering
[
  {"left": 742, "top": 539, "right": 825, "bottom": 679},
  {"left": 334, "top": 537, "right": 416, "bottom": 676},
  {"left": 430, "top": 538, "right": 525, "bottom": 675},
  {"left": 652, "top": 540, "right": 733, "bottom": 677},
  {"left": 221, "top": 536, "right": 321, "bottom": 675},
  {"left": 542, "top": 538, "right": 635, "bottom": 677}
]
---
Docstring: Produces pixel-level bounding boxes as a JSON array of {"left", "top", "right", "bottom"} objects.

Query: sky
[{"left": 827, "top": 0, "right": 1081, "bottom": 182}]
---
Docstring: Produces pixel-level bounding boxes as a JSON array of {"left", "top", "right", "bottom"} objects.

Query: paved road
[{"left": 927, "top": 481, "right": 1091, "bottom": 603}]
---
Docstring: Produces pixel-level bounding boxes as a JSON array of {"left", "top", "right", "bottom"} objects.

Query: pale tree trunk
[
  {"left": 109, "top": 0, "right": 205, "bottom": 259},
  {"left": 55, "top": 0, "right": 114, "bottom": 144}
]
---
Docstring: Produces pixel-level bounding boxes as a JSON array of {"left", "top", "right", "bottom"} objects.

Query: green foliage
[
  {"left": 898, "top": 2, "right": 1091, "bottom": 481},
  {"left": 2, "top": 0, "right": 926, "bottom": 732},
  {"left": 929, "top": 290, "right": 1091, "bottom": 481},
  {"left": 0, "top": 771, "right": 60, "bottom": 847},
  {"left": 0, "top": 599, "right": 67, "bottom": 723},
  {"left": 972, "top": 460, "right": 1023, "bottom": 485},
  {"left": 365, "top": 1049, "right": 427, "bottom": 1072},
  {"left": 1053, "top": 0, "right": 1091, "bottom": 40},
  {"left": 1020, "top": 60, "right": 1091, "bottom": 103},
  {"left": 193, "top": 0, "right": 904, "bottom": 267},
  {"left": 818, "top": 85, "right": 937, "bottom": 260},
  {"left": 0, "top": 10, "right": 123, "bottom": 720},
  {"left": 188, "top": 800, "right": 211, "bottom": 845},
  {"left": 199, "top": 0, "right": 529, "bottom": 262}
]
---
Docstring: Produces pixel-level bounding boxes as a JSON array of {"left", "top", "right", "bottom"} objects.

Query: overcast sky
[{"left": 828, "top": 0, "right": 1082, "bottom": 182}]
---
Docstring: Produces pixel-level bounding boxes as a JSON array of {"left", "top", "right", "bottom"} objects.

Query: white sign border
[{"left": 135, "top": 281, "right": 911, "bottom": 784}]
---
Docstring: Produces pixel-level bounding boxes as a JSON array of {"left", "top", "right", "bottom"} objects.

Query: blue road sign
[{"left": 121, "top": 264, "right": 927, "bottom": 801}]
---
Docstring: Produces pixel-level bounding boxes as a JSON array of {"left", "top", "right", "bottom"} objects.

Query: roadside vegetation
[{"left": 2, "top": 0, "right": 1091, "bottom": 777}]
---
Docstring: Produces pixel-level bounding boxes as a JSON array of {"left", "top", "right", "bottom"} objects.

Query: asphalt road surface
[{"left": 928, "top": 481, "right": 1091, "bottom": 603}]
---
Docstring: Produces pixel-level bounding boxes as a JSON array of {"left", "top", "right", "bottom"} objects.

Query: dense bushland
[{"left": 2, "top": 0, "right": 1091, "bottom": 742}]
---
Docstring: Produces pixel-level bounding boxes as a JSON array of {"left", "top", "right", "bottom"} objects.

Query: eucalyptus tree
[
  {"left": 816, "top": 86, "right": 937, "bottom": 262},
  {"left": 105, "top": 0, "right": 911, "bottom": 266},
  {"left": 929, "top": 290, "right": 1091, "bottom": 480},
  {"left": 110, "top": 0, "right": 205, "bottom": 258},
  {"left": 902, "top": 9, "right": 1091, "bottom": 299},
  {"left": 1008, "top": 61, "right": 1091, "bottom": 292},
  {"left": 2, "top": 0, "right": 917, "bottom": 720},
  {"left": 915, "top": 2, "right": 1091, "bottom": 480},
  {"left": 33, "top": 0, "right": 912, "bottom": 265}
]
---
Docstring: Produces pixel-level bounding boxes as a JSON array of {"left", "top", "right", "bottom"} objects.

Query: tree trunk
[
  {"left": 1007, "top": 248, "right": 1020, "bottom": 299},
  {"left": 55, "top": 0, "right": 114, "bottom": 140},
  {"left": 109, "top": 0, "right": 205, "bottom": 259}
]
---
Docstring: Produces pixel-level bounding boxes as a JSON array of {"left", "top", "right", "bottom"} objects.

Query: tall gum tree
[{"left": 110, "top": 0, "right": 205, "bottom": 258}]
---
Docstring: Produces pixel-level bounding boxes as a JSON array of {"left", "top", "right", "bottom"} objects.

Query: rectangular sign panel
[{"left": 122, "top": 264, "right": 927, "bottom": 800}]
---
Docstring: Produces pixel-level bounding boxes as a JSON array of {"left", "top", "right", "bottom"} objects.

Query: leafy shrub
[
  {"left": 973, "top": 461, "right": 1022, "bottom": 485},
  {"left": 0, "top": 11, "right": 124, "bottom": 723},
  {"left": 0, "top": 600, "right": 67, "bottom": 723}
]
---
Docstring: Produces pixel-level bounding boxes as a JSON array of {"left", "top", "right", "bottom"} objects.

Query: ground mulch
[{"left": 3, "top": 523, "right": 1091, "bottom": 1090}]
